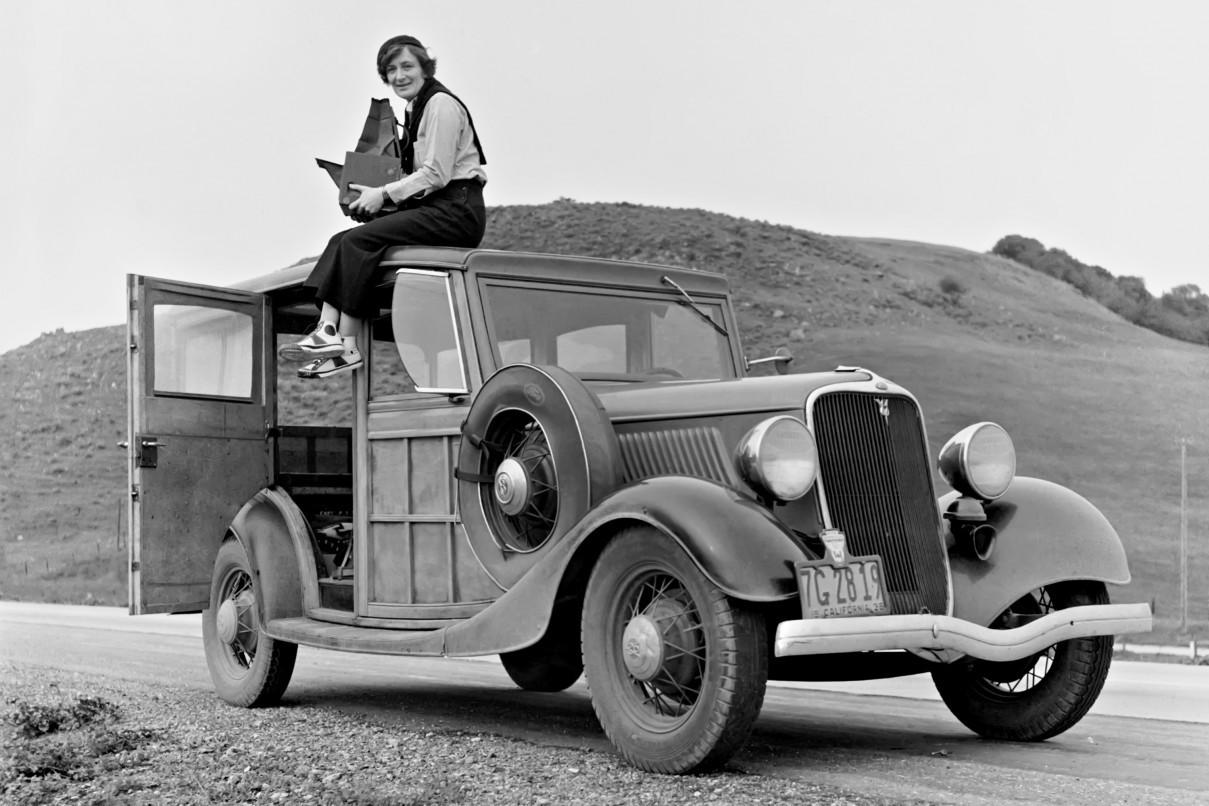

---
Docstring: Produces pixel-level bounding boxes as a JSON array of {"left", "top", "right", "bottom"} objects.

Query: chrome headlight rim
[
  {"left": 735, "top": 415, "right": 818, "bottom": 502},
  {"left": 938, "top": 421, "right": 1016, "bottom": 500}
]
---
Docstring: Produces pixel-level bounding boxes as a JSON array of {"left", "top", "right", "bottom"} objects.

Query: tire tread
[
  {"left": 932, "top": 581, "right": 1112, "bottom": 741},
  {"left": 582, "top": 529, "right": 768, "bottom": 774}
]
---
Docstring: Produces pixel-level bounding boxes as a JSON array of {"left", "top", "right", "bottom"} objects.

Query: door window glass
[
  {"left": 391, "top": 272, "right": 467, "bottom": 392},
  {"left": 153, "top": 304, "right": 253, "bottom": 398}
]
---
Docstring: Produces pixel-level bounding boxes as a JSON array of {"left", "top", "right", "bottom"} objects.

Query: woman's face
[{"left": 386, "top": 47, "right": 427, "bottom": 102}]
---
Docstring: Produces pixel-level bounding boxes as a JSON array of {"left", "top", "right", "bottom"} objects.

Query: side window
[
  {"left": 369, "top": 307, "right": 417, "bottom": 399},
  {"left": 152, "top": 304, "right": 253, "bottom": 398},
  {"left": 391, "top": 271, "right": 468, "bottom": 393}
]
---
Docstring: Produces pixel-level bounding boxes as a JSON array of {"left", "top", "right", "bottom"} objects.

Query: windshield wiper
[{"left": 660, "top": 275, "right": 728, "bottom": 337}]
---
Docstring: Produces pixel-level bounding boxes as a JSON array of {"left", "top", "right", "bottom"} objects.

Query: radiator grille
[
  {"left": 811, "top": 393, "right": 948, "bottom": 616},
  {"left": 618, "top": 427, "right": 732, "bottom": 484}
]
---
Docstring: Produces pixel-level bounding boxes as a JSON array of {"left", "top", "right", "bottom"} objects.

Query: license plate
[{"left": 796, "top": 555, "right": 890, "bottom": 618}]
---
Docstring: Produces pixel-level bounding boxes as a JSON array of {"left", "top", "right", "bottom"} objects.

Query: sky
[{"left": 3, "top": 0, "right": 1207, "bottom": 354}]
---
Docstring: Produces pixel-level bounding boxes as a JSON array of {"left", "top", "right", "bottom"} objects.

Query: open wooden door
[{"left": 127, "top": 275, "right": 271, "bottom": 614}]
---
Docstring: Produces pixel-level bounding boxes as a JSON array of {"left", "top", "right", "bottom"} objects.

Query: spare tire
[{"left": 457, "top": 364, "right": 621, "bottom": 589}]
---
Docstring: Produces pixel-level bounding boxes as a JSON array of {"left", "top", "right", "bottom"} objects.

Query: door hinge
[{"left": 130, "top": 484, "right": 140, "bottom": 501}]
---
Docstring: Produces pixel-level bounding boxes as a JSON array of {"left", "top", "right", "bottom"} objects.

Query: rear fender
[
  {"left": 444, "top": 476, "right": 803, "bottom": 655},
  {"left": 227, "top": 487, "right": 320, "bottom": 622},
  {"left": 946, "top": 476, "right": 1131, "bottom": 628}
]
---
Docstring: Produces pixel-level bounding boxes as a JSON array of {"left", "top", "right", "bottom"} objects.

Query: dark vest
[{"left": 402, "top": 78, "right": 487, "bottom": 174}]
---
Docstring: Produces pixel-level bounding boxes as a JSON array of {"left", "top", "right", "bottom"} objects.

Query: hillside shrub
[
  {"left": 938, "top": 276, "right": 966, "bottom": 298},
  {"left": 992, "top": 235, "right": 1209, "bottom": 346}
]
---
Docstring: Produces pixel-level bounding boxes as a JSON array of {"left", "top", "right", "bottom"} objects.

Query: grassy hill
[{"left": 2, "top": 200, "right": 1206, "bottom": 640}]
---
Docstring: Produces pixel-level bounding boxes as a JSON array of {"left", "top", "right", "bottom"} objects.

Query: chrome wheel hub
[
  {"left": 216, "top": 597, "right": 240, "bottom": 644},
  {"left": 493, "top": 457, "right": 530, "bottom": 517},
  {"left": 622, "top": 614, "right": 665, "bottom": 681},
  {"left": 216, "top": 585, "right": 257, "bottom": 659}
]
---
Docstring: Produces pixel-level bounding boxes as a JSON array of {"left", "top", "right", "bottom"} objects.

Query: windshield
[{"left": 483, "top": 283, "right": 735, "bottom": 381}]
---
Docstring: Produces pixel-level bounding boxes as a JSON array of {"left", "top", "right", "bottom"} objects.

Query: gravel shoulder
[{"left": 1, "top": 661, "right": 931, "bottom": 806}]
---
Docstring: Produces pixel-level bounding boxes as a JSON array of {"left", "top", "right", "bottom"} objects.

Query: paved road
[{"left": 4, "top": 602, "right": 1207, "bottom": 804}]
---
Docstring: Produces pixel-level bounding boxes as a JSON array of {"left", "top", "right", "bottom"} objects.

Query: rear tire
[
  {"left": 202, "top": 540, "right": 297, "bottom": 707},
  {"left": 582, "top": 528, "right": 768, "bottom": 773},
  {"left": 931, "top": 580, "right": 1112, "bottom": 741},
  {"left": 500, "top": 645, "right": 583, "bottom": 693},
  {"left": 500, "top": 604, "right": 583, "bottom": 692}
]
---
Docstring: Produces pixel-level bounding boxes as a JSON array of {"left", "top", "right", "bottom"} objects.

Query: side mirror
[{"left": 745, "top": 347, "right": 793, "bottom": 375}]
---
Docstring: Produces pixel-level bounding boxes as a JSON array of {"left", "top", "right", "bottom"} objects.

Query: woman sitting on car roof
[{"left": 279, "top": 34, "right": 487, "bottom": 378}]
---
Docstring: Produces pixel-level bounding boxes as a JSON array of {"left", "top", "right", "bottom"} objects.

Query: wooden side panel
[
  {"left": 368, "top": 522, "right": 411, "bottom": 604},
  {"left": 412, "top": 522, "right": 453, "bottom": 603},
  {"left": 408, "top": 438, "right": 453, "bottom": 515},
  {"left": 366, "top": 429, "right": 501, "bottom": 617},
  {"left": 370, "top": 441, "right": 409, "bottom": 514}
]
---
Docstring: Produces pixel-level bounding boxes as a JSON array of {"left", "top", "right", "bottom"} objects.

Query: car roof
[{"left": 233, "top": 246, "right": 730, "bottom": 297}]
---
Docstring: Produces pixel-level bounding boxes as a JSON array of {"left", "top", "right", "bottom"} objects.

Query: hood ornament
[{"left": 875, "top": 397, "right": 891, "bottom": 423}]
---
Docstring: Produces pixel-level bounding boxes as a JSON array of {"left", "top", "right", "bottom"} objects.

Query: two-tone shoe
[
  {"left": 279, "top": 321, "right": 344, "bottom": 362},
  {"left": 298, "top": 347, "right": 363, "bottom": 378}
]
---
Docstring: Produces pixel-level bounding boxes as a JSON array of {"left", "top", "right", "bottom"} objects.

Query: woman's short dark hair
[{"left": 377, "top": 35, "right": 437, "bottom": 82}]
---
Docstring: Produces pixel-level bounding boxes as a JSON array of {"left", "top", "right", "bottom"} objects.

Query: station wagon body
[{"left": 126, "top": 247, "right": 1152, "bottom": 773}]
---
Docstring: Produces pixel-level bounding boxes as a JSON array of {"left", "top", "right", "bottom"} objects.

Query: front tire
[
  {"left": 932, "top": 580, "right": 1112, "bottom": 741},
  {"left": 202, "top": 539, "right": 297, "bottom": 707},
  {"left": 582, "top": 528, "right": 768, "bottom": 773}
]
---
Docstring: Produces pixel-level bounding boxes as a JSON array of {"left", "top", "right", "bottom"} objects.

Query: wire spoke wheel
[
  {"left": 215, "top": 569, "right": 259, "bottom": 670},
  {"left": 202, "top": 540, "right": 297, "bottom": 707},
  {"left": 582, "top": 527, "right": 768, "bottom": 774},
  {"left": 456, "top": 364, "right": 622, "bottom": 589},
  {"left": 976, "top": 588, "right": 1054, "bottom": 693},
  {"left": 479, "top": 410, "right": 560, "bottom": 553},
  {"left": 619, "top": 572, "right": 707, "bottom": 724},
  {"left": 932, "top": 580, "right": 1113, "bottom": 741}
]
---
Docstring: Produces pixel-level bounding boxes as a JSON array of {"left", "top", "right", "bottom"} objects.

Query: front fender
[
  {"left": 595, "top": 476, "right": 805, "bottom": 601},
  {"left": 945, "top": 476, "right": 1131, "bottom": 628},
  {"left": 444, "top": 476, "right": 804, "bottom": 655},
  {"left": 228, "top": 487, "right": 320, "bottom": 622}
]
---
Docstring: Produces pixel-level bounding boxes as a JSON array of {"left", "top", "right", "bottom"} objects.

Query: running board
[{"left": 266, "top": 616, "right": 445, "bottom": 656}]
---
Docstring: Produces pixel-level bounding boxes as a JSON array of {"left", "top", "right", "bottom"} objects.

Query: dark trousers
[{"left": 304, "top": 179, "right": 486, "bottom": 318}]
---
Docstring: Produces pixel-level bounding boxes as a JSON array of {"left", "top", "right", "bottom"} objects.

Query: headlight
[
  {"left": 735, "top": 416, "right": 818, "bottom": 501},
  {"left": 938, "top": 422, "right": 1016, "bottom": 500}
]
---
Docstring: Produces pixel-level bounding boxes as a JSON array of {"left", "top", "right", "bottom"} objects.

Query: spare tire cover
[{"left": 457, "top": 364, "right": 621, "bottom": 589}]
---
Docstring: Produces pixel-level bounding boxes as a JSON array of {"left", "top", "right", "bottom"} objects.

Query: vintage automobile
[{"left": 125, "top": 247, "right": 1152, "bottom": 773}]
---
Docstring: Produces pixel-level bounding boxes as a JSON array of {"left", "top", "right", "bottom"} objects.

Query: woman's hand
[{"left": 348, "top": 184, "right": 388, "bottom": 217}]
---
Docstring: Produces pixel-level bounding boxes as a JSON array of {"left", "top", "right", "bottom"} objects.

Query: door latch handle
[{"left": 135, "top": 436, "right": 164, "bottom": 468}]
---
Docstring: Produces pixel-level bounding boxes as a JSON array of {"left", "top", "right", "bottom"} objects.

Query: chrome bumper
[{"left": 774, "top": 603, "right": 1153, "bottom": 662}]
